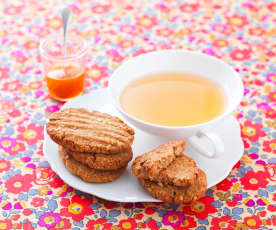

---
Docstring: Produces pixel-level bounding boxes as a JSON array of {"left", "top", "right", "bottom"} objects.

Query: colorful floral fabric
[{"left": 0, "top": 0, "right": 275, "bottom": 229}]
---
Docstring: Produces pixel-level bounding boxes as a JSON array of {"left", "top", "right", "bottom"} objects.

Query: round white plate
[{"left": 43, "top": 88, "right": 244, "bottom": 202}]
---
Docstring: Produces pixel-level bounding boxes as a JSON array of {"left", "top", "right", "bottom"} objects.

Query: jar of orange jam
[{"left": 40, "top": 36, "right": 87, "bottom": 101}]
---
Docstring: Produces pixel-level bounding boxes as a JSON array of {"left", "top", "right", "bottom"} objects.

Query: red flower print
[
  {"left": 241, "top": 170, "right": 269, "bottom": 190},
  {"left": 136, "top": 16, "right": 157, "bottom": 29},
  {"left": 17, "top": 123, "right": 44, "bottom": 145},
  {"left": 24, "top": 40, "right": 39, "bottom": 50},
  {"left": 0, "top": 159, "right": 11, "bottom": 173},
  {"left": 31, "top": 197, "right": 44, "bottom": 207},
  {"left": 156, "top": 28, "right": 174, "bottom": 37},
  {"left": 86, "top": 218, "right": 112, "bottom": 230},
  {"left": 263, "top": 140, "right": 276, "bottom": 154},
  {"left": 0, "top": 67, "right": 10, "bottom": 80},
  {"left": 268, "top": 3, "right": 276, "bottom": 12},
  {"left": 175, "top": 216, "right": 197, "bottom": 230},
  {"left": 244, "top": 215, "right": 262, "bottom": 229},
  {"left": 230, "top": 49, "right": 251, "bottom": 61},
  {"left": 91, "top": 4, "right": 110, "bottom": 14},
  {"left": 23, "top": 220, "right": 34, "bottom": 230},
  {"left": 87, "top": 64, "right": 108, "bottom": 82},
  {"left": 49, "top": 177, "right": 64, "bottom": 188},
  {"left": 11, "top": 50, "right": 28, "bottom": 63},
  {"left": 2, "top": 80, "right": 22, "bottom": 92},
  {"left": 267, "top": 91, "right": 276, "bottom": 102},
  {"left": 241, "top": 120, "right": 266, "bottom": 142},
  {"left": 147, "top": 219, "right": 159, "bottom": 230},
  {"left": 3, "top": 5, "right": 23, "bottom": 15},
  {"left": 119, "top": 218, "right": 137, "bottom": 230},
  {"left": 5, "top": 174, "right": 33, "bottom": 194},
  {"left": 216, "top": 178, "right": 233, "bottom": 191},
  {"left": 212, "top": 39, "right": 229, "bottom": 48},
  {"left": 0, "top": 219, "right": 12, "bottom": 230},
  {"left": 180, "top": 4, "right": 199, "bottom": 13},
  {"left": 264, "top": 163, "right": 276, "bottom": 181},
  {"left": 248, "top": 27, "right": 265, "bottom": 36},
  {"left": 104, "top": 201, "right": 116, "bottom": 209},
  {"left": 227, "top": 14, "right": 248, "bottom": 28},
  {"left": 60, "top": 195, "right": 94, "bottom": 222},
  {"left": 265, "top": 108, "right": 276, "bottom": 119},
  {"left": 211, "top": 216, "right": 237, "bottom": 230},
  {"left": 183, "top": 196, "right": 217, "bottom": 219},
  {"left": 6, "top": 141, "right": 25, "bottom": 156},
  {"left": 49, "top": 218, "right": 72, "bottom": 230}
]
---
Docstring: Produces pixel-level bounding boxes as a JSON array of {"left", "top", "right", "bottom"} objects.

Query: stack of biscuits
[
  {"left": 132, "top": 140, "right": 207, "bottom": 204},
  {"left": 46, "top": 108, "right": 134, "bottom": 183}
]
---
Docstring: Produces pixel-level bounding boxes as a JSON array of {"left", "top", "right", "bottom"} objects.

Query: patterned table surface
[{"left": 0, "top": 0, "right": 275, "bottom": 229}]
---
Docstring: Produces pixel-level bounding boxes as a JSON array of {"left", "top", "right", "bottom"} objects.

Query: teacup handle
[{"left": 187, "top": 130, "right": 224, "bottom": 158}]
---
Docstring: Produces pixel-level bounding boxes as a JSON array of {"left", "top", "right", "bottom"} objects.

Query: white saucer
[{"left": 43, "top": 88, "right": 244, "bottom": 202}]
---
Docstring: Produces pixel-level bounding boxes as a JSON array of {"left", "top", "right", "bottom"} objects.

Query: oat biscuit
[
  {"left": 140, "top": 169, "right": 206, "bottom": 203},
  {"left": 46, "top": 108, "right": 134, "bottom": 154},
  {"left": 61, "top": 147, "right": 133, "bottom": 170},
  {"left": 59, "top": 147, "right": 126, "bottom": 183},
  {"left": 132, "top": 140, "right": 207, "bottom": 203}
]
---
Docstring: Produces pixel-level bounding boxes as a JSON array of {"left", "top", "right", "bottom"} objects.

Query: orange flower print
[
  {"left": 227, "top": 14, "right": 248, "bottom": 28},
  {"left": 136, "top": 16, "right": 157, "bottom": 29},
  {"left": 212, "top": 39, "right": 229, "bottom": 48},
  {"left": 241, "top": 120, "right": 266, "bottom": 142},
  {"left": 183, "top": 196, "right": 217, "bottom": 219},
  {"left": 243, "top": 215, "right": 262, "bottom": 229},
  {"left": 17, "top": 123, "right": 44, "bottom": 145},
  {"left": 0, "top": 159, "right": 11, "bottom": 173},
  {"left": 47, "top": 17, "right": 62, "bottom": 30},
  {"left": 87, "top": 64, "right": 108, "bottom": 82},
  {"left": 230, "top": 49, "right": 251, "bottom": 61},
  {"left": 118, "top": 40, "right": 134, "bottom": 49},
  {"left": 0, "top": 219, "right": 12, "bottom": 230},
  {"left": 119, "top": 218, "right": 137, "bottom": 230}
]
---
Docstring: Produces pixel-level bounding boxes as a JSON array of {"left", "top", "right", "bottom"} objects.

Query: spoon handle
[{"left": 62, "top": 7, "right": 70, "bottom": 58}]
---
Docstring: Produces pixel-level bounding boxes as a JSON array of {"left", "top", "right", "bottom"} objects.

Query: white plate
[{"left": 43, "top": 88, "right": 244, "bottom": 202}]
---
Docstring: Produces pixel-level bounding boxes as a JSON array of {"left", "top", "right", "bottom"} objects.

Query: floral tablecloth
[{"left": 0, "top": 0, "right": 275, "bottom": 229}]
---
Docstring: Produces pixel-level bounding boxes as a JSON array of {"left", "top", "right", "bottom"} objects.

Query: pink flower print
[{"left": 0, "top": 137, "right": 16, "bottom": 151}]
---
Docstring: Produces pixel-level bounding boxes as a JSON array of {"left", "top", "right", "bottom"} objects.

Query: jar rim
[{"left": 39, "top": 35, "right": 88, "bottom": 62}]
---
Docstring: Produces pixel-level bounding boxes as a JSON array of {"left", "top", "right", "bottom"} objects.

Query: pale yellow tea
[{"left": 120, "top": 72, "right": 227, "bottom": 126}]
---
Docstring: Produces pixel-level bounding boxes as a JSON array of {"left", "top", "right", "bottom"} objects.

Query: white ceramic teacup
[{"left": 108, "top": 50, "right": 244, "bottom": 158}]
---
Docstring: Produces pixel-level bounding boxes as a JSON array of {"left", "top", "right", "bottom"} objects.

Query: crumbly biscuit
[
  {"left": 59, "top": 146, "right": 126, "bottom": 183},
  {"left": 46, "top": 108, "right": 134, "bottom": 154},
  {"left": 140, "top": 169, "right": 206, "bottom": 204},
  {"left": 132, "top": 140, "right": 207, "bottom": 203},
  {"left": 132, "top": 140, "right": 186, "bottom": 182},
  {"left": 61, "top": 147, "right": 133, "bottom": 170}
]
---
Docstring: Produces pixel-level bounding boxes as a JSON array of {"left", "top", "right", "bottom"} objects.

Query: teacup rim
[{"left": 108, "top": 49, "right": 244, "bottom": 130}]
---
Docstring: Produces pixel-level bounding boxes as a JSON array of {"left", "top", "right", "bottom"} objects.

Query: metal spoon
[{"left": 61, "top": 7, "right": 71, "bottom": 58}]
